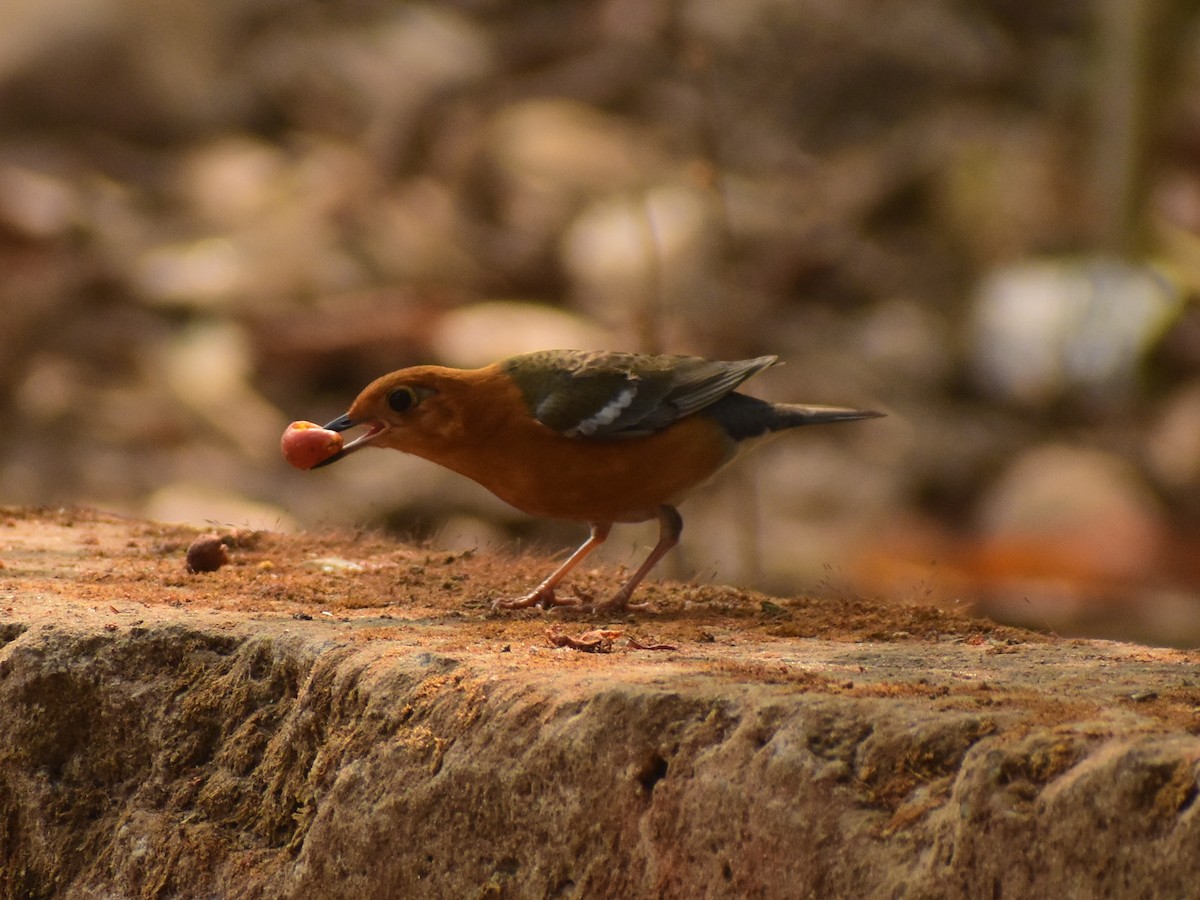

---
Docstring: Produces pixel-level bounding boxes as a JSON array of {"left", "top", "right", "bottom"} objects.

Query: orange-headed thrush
[{"left": 308, "top": 349, "right": 882, "bottom": 612}]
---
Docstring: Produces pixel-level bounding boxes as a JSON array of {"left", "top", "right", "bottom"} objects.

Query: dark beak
[
  {"left": 311, "top": 414, "right": 386, "bottom": 468},
  {"left": 323, "top": 414, "right": 358, "bottom": 433}
]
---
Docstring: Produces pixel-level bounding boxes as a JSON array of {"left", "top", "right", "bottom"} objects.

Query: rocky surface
[{"left": 1, "top": 507, "right": 1198, "bottom": 899}]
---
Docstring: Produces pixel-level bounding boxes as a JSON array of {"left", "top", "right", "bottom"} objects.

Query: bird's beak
[{"left": 311, "top": 414, "right": 388, "bottom": 468}]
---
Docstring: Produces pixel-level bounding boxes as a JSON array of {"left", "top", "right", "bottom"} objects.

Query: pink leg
[
  {"left": 493, "top": 523, "right": 612, "bottom": 610},
  {"left": 597, "top": 506, "right": 682, "bottom": 613}
]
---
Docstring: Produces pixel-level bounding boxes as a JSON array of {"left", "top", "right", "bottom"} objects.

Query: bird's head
[{"left": 314, "top": 365, "right": 469, "bottom": 467}]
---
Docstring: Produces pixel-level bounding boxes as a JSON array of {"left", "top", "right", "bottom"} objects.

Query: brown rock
[{"left": 185, "top": 533, "right": 229, "bottom": 573}]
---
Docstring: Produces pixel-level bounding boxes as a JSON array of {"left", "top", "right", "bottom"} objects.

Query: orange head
[{"left": 318, "top": 363, "right": 517, "bottom": 462}]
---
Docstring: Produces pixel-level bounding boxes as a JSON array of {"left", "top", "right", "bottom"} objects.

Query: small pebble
[{"left": 186, "top": 534, "right": 229, "bottom": 573}]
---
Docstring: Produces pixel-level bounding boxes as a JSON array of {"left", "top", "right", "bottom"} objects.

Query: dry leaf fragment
[
  {"left": 627, "top": 637, "right": 678, "bottom": 651},
  {"left": 547, "top": 627, "right": 621, "bottom": 653}
]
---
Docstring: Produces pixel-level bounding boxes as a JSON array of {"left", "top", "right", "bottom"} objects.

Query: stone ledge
[{"left": 0, "top": 508, "right": 1196, "bottom": 898}]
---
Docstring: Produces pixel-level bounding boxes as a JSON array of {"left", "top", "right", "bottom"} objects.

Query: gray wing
[{"left": 502, "top": 350, "right": 777, "bottom": 438}]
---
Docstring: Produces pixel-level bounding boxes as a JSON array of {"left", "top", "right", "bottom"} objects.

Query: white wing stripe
[{"left": 568, "top": 385, "right": 637, "bottom": 436}]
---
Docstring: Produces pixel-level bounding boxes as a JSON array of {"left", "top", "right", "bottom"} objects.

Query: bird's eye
[{"left": 387, "top": 387, "right": 418, "bottom": 413}]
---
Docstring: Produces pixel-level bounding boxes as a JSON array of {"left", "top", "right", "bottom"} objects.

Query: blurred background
[{"left": 3, "top": 0, "right": 1200, "bottom": 645}]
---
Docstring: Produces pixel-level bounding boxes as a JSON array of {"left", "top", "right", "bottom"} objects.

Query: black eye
[{"left": 387, "top": 387, "right": 417, "bottom": 413}]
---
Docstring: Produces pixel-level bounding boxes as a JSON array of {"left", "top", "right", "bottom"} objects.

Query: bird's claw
[
  {"left": 492, "top": 585, "right": 655, "bottom": 615},
  {"left": 588, "top": 592, "right": 654, "bottom": 615},
  {"left": 492, "top": 586, "right": 580, "bottom": 611}
]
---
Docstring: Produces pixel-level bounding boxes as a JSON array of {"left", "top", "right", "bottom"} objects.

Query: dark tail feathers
[
  {"left": 771, "top": 403, "right": 884, "bottom": 428},
  {"left": 708, "top": 393, "right": 884, "bottom": 441}
]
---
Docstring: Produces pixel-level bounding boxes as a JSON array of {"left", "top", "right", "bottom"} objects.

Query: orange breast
[
  {"left": 457, "top": 416, "right": 735, "bottom": 522},
  {"left": 385, "top": 370, "right": 737, "bottom": 523}
]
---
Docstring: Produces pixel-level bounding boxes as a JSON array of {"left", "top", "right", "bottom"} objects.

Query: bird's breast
[{"left": 412, "top": 412, "right": 737, "bottom": 523}]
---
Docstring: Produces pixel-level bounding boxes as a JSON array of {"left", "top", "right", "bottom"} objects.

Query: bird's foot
[
  {"left": 590, "top": 591, "right": 653, "bottom": 615},
  {"left": 492, "top": 585, "right": 580, "bottom": 611}
]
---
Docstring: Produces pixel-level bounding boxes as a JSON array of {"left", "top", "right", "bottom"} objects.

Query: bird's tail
[
  {"left": 708, "top": 393, "right": 883, "bottom": 440},
  {"left": 770, "top": 403, "right": 885, "bottom": 428}
]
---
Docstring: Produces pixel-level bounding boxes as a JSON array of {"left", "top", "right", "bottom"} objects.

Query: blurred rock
[
  {"left": 970, "top": 257, "right": 1182, "bottom": 407},
  {"left": 481, "top": 99, "right": 664, "bottom": 285},
  {"left": 138, "top": 137, "right": 373, "bottom": 309},
  {"left": 1147, "top": 380, "right": 1200, "bottom": 490},
  {"left": 255, "top": 6, "right": 492, "bottom": 162},
  {"left": 666, "top": 433, "right": 896, "bottom": 591},
  {"left": 487, "top": 99, "right": 658, "bottom": 197},
  {"left": 975, "top": 443, "right": 1165, "bottom": 583},
  {"left": 431, "top": 301, "right": 611, "bottom": 369},
  {"left": 136, "top": 237, "right": 246, "bottom": 307},
  {"left": 0, "top": 0, "right": 112, "bottom": 87},
  {"left": 0, "top": 0, "right": 255, "bottom": 136},
  {"left": 365, "top": 178, "right": 481, "bottom": 285},
  {"left": 857, "top": 298, "right": 953, "bottom": 391},
  {"left": 934, "top": 119, "right": 1078, "bottom": 265},
  {"left": 248, "top": 289, "right": 444, "bottom": 403},
  {"left": 144, "top": 483, "right": 296, "bottom": 533},
  {"left": 562, "top": 184, "right": 725, "bottom": 338},
  {"left": 562, "top": 193, "right": 665, "bottom": 317},
  {"left": 0, "top": 163, "right": 78, "bottom": 238},
  {"left": 177, "top": 136, "right": 288, "bottom": 229},
  {"left": 13, "top": 354, "right": 80, "bottom": 422},
  {"left": 157, "top": 321, "right": 286, "bottom": 460}
]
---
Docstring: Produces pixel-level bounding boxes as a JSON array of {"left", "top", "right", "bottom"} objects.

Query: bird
[{"left": 310, "top": 349, "right": 882, "bottom": 613}]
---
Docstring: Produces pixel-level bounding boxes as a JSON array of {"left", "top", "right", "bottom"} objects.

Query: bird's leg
[
  {"left": 597, "top": 505, "right": 682, "bottom": 613},
  {"left": 493, "top": 523, "right": 612, "bottom": 610}
]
